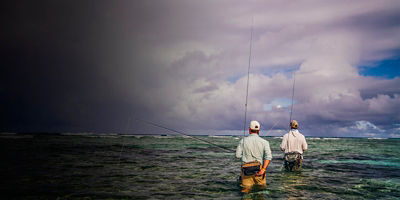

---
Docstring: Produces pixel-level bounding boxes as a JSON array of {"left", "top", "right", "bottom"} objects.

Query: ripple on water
[
  {"left": 2, "top": 135, "right": 400, "bottom": 199},
  {"left": 318, "top": 159, "right": 400, "bottom": 168}
]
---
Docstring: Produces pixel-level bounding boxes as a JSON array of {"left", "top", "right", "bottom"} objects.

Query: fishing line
[
  {"left": 135, "top": 118, "right": 235, "bottom": 153},
  {"left": 243, "top": 17, "right": 254, "bottom": 137},
  {"left": 111, "top": 117, "right": 132, "bottom": 192},
  {"left": 117, "top": 117, "right": 131, "bottom": 166},
  {"left": 265, "top": 119, "right": 280, "bottom": 135}
]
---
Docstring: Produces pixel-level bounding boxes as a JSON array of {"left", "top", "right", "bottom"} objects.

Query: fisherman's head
[
  {"left": 249, "top": 120, "right": 260, "bottom": 134},
  {"left": 290, "top": 120, "right": 298, "bottom": 129}
]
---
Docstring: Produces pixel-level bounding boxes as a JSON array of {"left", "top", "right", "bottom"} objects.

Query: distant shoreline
[{"left": 0, "top": 132, "right": 398, "bottom": 139}]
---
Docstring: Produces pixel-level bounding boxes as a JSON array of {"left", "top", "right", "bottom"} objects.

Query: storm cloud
[{"left": 1, "top": 0, "right": 400, "bottom": 137}]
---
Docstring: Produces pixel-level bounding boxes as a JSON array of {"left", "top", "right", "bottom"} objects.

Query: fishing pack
[{"left": 242, "top": 161, "right": 261, "bottom": 176}]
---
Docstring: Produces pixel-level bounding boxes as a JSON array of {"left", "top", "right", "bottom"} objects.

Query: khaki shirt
[
  {"left": 280, "top": 129, "right": 308, "bottom": 154},
  {"left": 236, "top": 134, "right": 272, "bottom": 165}
]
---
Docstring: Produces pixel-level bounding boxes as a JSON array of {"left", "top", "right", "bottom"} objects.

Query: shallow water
[{"left": 1, "top": 135, "right": 400, "bottom": 199}]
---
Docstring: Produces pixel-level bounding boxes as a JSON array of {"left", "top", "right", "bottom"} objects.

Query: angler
[
  {"left": 280, "top": 120, "right": 308, "bottom": 171},
  {"left": 236, "top": 121, "right": 272, "bottom": 193}
]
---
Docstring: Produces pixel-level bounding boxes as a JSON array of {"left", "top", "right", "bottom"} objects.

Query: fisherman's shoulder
[
  {"left": 297, "top": 131, "right": 305, "bottom": 137},
  {"left": 258, "top": 136, "right": 270, "bottom": 144}
]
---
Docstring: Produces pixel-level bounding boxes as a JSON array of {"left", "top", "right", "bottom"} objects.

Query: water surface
[{"left": 1, "top": 135, "right": 399, "bottom": 199}]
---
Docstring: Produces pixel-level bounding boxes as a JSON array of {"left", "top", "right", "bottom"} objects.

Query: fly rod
[
  {"left": 243, "top": 18, "right": 254, "bottom": 137},
  {"left": 289, "top": 71, "right": 296, "bottom": 125}
]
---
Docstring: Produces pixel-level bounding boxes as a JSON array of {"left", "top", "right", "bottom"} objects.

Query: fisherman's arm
[
  {"left": 280, "top": 135, "right": 286, "bottom": 151},
  {"left": 257, "top": 160, "right": 270, "bottom": 176},
  {"left": 235, "top": 139, "right": 243, "bottom": 159},
  {"left": 257, "top": 142, "right": 272, "bottom": 176},
  {"left": 302, "top": 136, "right": 308, "bottom": 152}
]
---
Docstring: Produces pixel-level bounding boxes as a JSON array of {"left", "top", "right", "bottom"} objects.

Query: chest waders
[{"left": 283, "top": 131, "right": 303, "bottom": 171}]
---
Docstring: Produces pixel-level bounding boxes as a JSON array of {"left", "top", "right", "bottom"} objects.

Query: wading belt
[
  {"left": 241, "top": 136, "right": 264, "bottom": 177},
  {"left": 284, "top": 152, "right": 302, "bottom": 163},
  {"left": 242, "top": 161, "right": 261, "bottom": 176}
]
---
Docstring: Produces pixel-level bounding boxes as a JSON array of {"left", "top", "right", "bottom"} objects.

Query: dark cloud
[
  {"left": 1, "top": 1, "right": 400, "bottom": 137},
  {"left": 0, "top": 0, "right": 141, "bottom": 132}
]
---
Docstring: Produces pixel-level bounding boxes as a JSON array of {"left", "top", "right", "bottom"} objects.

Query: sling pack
[{"left": 242, "top": 161, "right": 261, "bottom": 176}]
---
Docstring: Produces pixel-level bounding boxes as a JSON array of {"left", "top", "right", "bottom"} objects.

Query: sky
[{"left": 1, "top": 0, "right": 400, "bottom": 137}]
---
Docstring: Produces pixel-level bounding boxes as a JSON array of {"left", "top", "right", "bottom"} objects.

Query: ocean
[{"left": 1, "top": 134, "right": 400, "bottom": 199}]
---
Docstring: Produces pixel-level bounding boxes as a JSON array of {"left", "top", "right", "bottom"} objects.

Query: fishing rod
[
  {"left": 242, "top": 19, "right": 281, "bottom": 137},
  {"left": 287, "top": 71, "right": 297, "bottom": 140},
  {"left": 243, "top": 18, "right": 254, "bottom": 137},
  {"left": 288, "top": 69, "right": 320, "bottom": 126},
  {"left": 289, "top": 71, "right": 296, "bottom": 125},
  {"left": 135, "top": 118, "right": 235, "bottom": 153}
]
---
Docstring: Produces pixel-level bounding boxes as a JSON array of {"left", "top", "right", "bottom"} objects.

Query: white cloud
[
  {"left": 354, "top": 121, "right": 384, "bottom": 132},
  {"left": 109, "top": 0, "right": 400, "bottom": 136},
  {"left": 263, "top": 98, "right": 292, "bottom": 111}
]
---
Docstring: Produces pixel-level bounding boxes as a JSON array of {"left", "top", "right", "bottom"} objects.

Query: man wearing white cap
[
  {"left": 236, "top": 120, "right": 272, "bottom": 193},
  {"left": 280, "top": 120, "right": 308, "bottom": 171}
]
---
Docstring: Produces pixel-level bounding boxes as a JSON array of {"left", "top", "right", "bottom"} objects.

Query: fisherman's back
[
  {"left": 236, "top": 134, "right": 272, "bottom": 164},
  {"left": 235, "top": 121, "right": 272, "bottom": 193},
  {"left": 280, "top": 129, "right": 307, "bottom": 154}
]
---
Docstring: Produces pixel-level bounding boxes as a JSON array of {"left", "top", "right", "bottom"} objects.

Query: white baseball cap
[{"left": 250, "top": 120, "right": 260, "bottom": 131}]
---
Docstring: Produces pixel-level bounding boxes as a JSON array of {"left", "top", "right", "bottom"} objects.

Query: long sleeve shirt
[
  {"left": 236, "top": 134, "right": 272, "bottom": 165},
  {"left": 280, "top": 129, "right": 308, "bottom": 154}
]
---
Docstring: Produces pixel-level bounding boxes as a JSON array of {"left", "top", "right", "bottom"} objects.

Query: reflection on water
[
  {"left": 280, "top": 171, "right": 308, "bottom": 198},
  {"left": 0, "top": 135, "right": 399, "bottom": 199}
]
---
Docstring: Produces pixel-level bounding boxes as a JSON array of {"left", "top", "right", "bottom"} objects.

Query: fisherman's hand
[{"left": 256, "top": 168, "right": 266, "bottom": 176}]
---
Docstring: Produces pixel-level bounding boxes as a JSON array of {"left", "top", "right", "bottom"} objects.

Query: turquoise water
[{"left": 1, "top": 135, "right": 400, "bottom": 199}]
